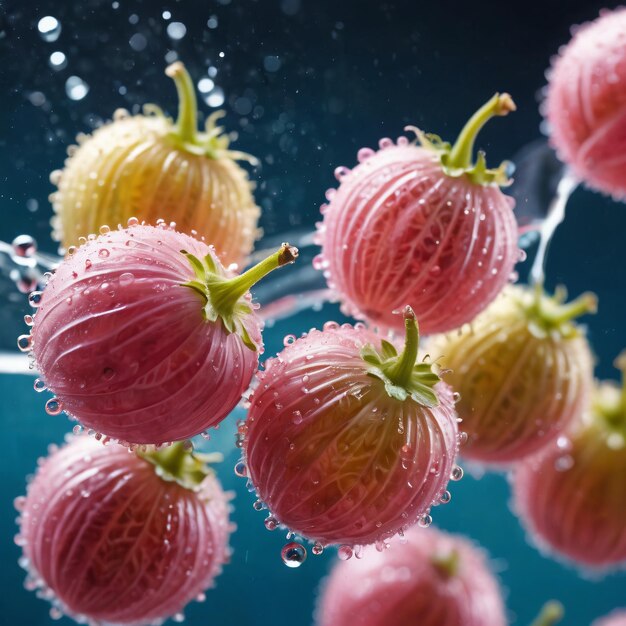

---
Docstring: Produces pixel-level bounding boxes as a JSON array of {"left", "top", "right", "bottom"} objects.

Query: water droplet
[
  {"left": 334, "top": 166, "right": 350, "bottom": 181},
  {"left": 166, "top": 21, "right": 187, "bottom": 40},
  {"left": 283, "top": 334, "right": 296, "bottom": 346},
  {"left": 450, "top": 465, "right": 464, "bottom": 481},
  {"left": 38, "top": 16, "right": 61, "bottom": 42},
  {"left": 418, "top": 514, "right": 432, "bottom": 528},
  {"left": 457, "top": 431, "right": 468, "bottom": 446},
  {"left": 34, "top": 378, "right": 47, "bottom": 392},
  {"left": 439, "top": 490, "right": 452, "bottom": 504},
  {"left": 265, "top": 515, "right": 279, "bottom": 531},
  {"left": 291, "top": 410, "right": 303, "bottom": 425},
  {"left": 281, "top": 542, "right": 307, "bottom": 568},
  {"left": 12, "top": 234, "right": 37, "bottom": 258},
  {"left": 312, "top": 542, "right": 324, "bottom": 556},
  {"left": 65, "top": 76, "right": 90, "bottom": 101},
  {"left": 452, "top": 391, "right": 461, "bottom": 404},
  {"left": 234, "top": 461, "right": 247, "bottom": 477},
  {"left": 28, "top": 291, "right": 43, "bottom": 308},
  {"left": 517, "top": 248, "right": 527, "bottom": 262},
  {"left": 72, "top": 425, "right": 83, "bottom": 435},
  {"left": 323, "top": 321, "right": 340, "bottom": 331},
  {"left": 253, "top": 500, "right": 264, "bottom": 511},
  {"left": 127, "top": 217, "right": 139, "bottom": 227},
  {"left": 17, "top": 334, "right": 33, "bottom": 352},
  {"left": 45, "top": 398, "right": 63, "bottom": 416},
  {"left": 338, "top": 545, "right": 353, "bottom": 560},
  {"left": 99, "top": 248, "right": 110, "bottom": 258},
  {"left": 24, "top": 315, "right": 34, "bottom": 326},
  {"left": 99, "top": 225, "right": 111, "bottom": 235}
]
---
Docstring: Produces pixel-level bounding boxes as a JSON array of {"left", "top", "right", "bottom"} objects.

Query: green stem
[
  {"left": 530, "top": 602, "right": 564, "bottom": 626},
  {"left": 446, "top": 93, "right": 516, "bottom": 170},
  {"left": 537, "top": 291, "right": 597, "bottom": 326},
  {"left": 210, "top": 244, "right": 298, "bottom": 315},
  {"left": 431, "top": 549, "right": 459, "bottom": 579},
  {"left": 385, "top": 306, "right": 419, "bottom": 387},
  {"left": 613, "top": 351, "right": 626, "bottom": 415},
  {"left": 165, "top": 61, "right": 198, "bottom": 144}
]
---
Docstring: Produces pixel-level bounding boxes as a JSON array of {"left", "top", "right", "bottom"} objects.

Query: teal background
[{"left": 1, "top": 1, "right": 626, "bottom": 625}]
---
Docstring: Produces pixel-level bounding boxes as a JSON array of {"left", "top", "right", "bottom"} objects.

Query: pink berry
[
  {"left": 28, "top": 222, "right": 297, "bottom": 444},
  {"left": 513, "top": 354, "right": 626, "bottom": 569},
  {"left": 16, "top": 436, "right": 232, "bottom": 625},
  {"left": 316, "top": 526, "right": 506, "bottom": 626},
  {"left": 318, "top": 94, "right": 519, "bottom": 335},
  {"left": 430, "top": 285, "right": 596, "bottom": 465},
  {"left": 594, "top": 611, "right": 626, "bottom": 626},
  {"left": 243, "top": 308, "right": 459, "bottom": 547},
  {"left": 545, "top": 9, "right": 626, "bottom": 198}
]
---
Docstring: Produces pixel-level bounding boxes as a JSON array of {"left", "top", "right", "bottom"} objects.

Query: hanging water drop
[{"left": 281, "top": 542, "right": 307, "bottom": 568}]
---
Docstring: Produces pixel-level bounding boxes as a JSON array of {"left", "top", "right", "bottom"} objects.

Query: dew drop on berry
[
  {"left": 418, "top": 514, "right": 433, "bottom": 528},
  {"left": 439, "top": 490, "right": 452, "bottom": 504},
  {"left": 264, "top": 515, "right": 279, "bottom": 531},
  {"left": 338, "top": 545, "right": 354, "bottom": 560},
  {"left": 281, "top": 542, "right": 307, "bottom": 568},
  {"left": 17, "top": 334, "right": 33, "bottom": 352},
  {"left": 33, "top": 378, "right": 47, "bottom": 393},
  {"left": 450, "top": 465, "right": 464, "bottom": 481},
  {"left": 28, "top": 291, "right": 43, "bottom": 307},
  {"left": 234, "top": 460, "right": 247, "bottom": 477},
  {"left": 119, "top": 272, "right": 135, "bottom": 287},
  {"left": 357, "top": 147, "right": 375, "bottom": 162},
  {"left": 45, "top": 398, "right": 63, "bottom": 416},
  {"left": 283, "top": 334, "right": 296, "bottom": 346},
  {"left": 312, "top": 542, "right": 324, "bottom": 556}
]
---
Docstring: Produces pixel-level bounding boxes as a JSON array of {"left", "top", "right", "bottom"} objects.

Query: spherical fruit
[
  {"left": 27, "top": 221, "right": 297, "bottom": 444},
  {"left": 513, "top": 354, "right": 626, "bottom": 569},
  {"left": 316, "top": 526, "right": 506, "bottom": 626},
  {"left": 243, "top": 307, "right": 460, "bottom": 547},
  {"left": 317, "top": 93, "right": 519, "bottom": 335},
  {"left": 430, "top": 285, "right": 596, "bottom": 465},
  {"left": 544, "top": 9, "right": 626, "bottom": 199},
  {"left": 593, "top": 611, "right": 626, "bottom": 626},
  {"left": 16, "top": 436, "right": 232, "bottom": 625},
  {"left": 50, "top": 62, "right": 260, "bottom": 266}
]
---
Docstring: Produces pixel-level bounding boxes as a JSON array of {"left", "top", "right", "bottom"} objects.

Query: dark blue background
[{"left": 1, "top": 1, "right": 626, "bottom": 624}]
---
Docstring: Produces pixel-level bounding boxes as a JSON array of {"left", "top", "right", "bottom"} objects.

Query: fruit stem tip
[
  {"left": 385, "top": 306, "right": 419, "bottom": 387},
  {"left": 530, "top": 601, "right": 564, "bottom": 626},
  {"left": 165, "top": 61, "right": 198, "bottom": 144}
]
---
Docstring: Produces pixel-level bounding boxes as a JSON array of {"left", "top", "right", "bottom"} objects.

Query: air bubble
[
  {"left": 452, "top": 391, "right": 461, "bottom": 404},
  {"left": 292, "top": 410, "right": 303, "bottom": 425},
  {"left": 28, "top": 292, "right": 43, "bottom": 307},
  {"left": 378, "top": 137, "right": 393, "bottom": 149},
  {"left": 253, "top": 499, "right": 264, "bottom": 511},
  {"left": 65, "top": 76, "right": 90, "bottom": 101},
  {"left": 337, "top": 545, "right": 353, "bottom": 560},
  {"left": 234, "top": 461, "right": 247, "bottom": 477},
  {"left": 17, "top": 334, "right": 33, "bottom": 352},
  {"left": 33, "top": 378, "right": 47, "bottom": 393},
  {"left": 99, "top": 248, "right": 110, "bottom": 258},
  {"left": 264, "top": 515, "right": 279, "bottom": 531},
  {"left": 418, "top": 514, "right": 432, "bottom": 528},
  {"left": 99, "top": 225, "right": 111, "bottom": 235},
  {"left": 357, "top": 147, "right": 375, "bottom": 162},
  {"left": 12, "top": 234, "right": 37, "bottom": 259},
  {"left": 127, "top": 217, "right": 139, "bottom": 227},
  {"left": 450, "top": 465, "right": 464, "bottom": 481},
  {"left": 38, "top": 16, "right": 61, "bottom": 42},
  {"left": 457, "top": 431, "right": 468, "bottom": 446},
  {"left": 45, "top": 398, "right": 63, "bottom": 416},
  {"left": 439, "top": 490, "right": 452, "bottom": 504},
  {"left": 281, "top": 542, "right": 307, "bottom": 568},
  {"left": 283, "top": 334, "right": 296, "bottom": 346},
  {"left": 334, "top": 166, "right": 350, "bottom": 180},
  {"left": 312, "top": 542, "right": 324, "bottom": 556}
]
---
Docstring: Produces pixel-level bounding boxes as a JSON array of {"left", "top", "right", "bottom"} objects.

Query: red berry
[
  {"left": 16, "top": 437, "right": 232, "bottom": 625},
  {"left": 28, "top": 222, "right": 297, "bottom": 444},
  {"left": 513, "top": 353, "right": 626, "bottom": 569},
  {"left": 431, "top": 285, "right": 596, "bottom": 465},
  {"left": 317, "top": 94, "right": 519, "bottom": 334},
  {"left": 545, "top": 9, "right": 626, "bottom": 199},
  {"left": 316, "top": 526, "right": 506, "bottom": 626},
  {"left": 243, "top": 309, "right": 459, "bottom": 547},
  {"left": 594, "top": 611, "right": 626, "bottom": 626}
]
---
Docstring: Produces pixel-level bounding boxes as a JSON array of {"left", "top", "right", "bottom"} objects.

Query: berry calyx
[
  {"left": 164, "top": 61, "right": 257, "bottom": 163},
  {"left": 361, "top": 306, "right": 440, "bottom": 407},
  {"left": 530, "top": 602, "right": 564, "bottom": 626},
  {"left": 431, "top": 549, "right": 460, "bottom": 579},
  {"left": 524, "top": 284, "right": 597, "bottom": 338},
  {"left": 141, "top": 442, "right": 222, "bottom": 490},
  {"left": 182, "top": 243, "right": 298, "bottom": 350},
  {"left": 407, "top": 92, "right": 516, "bottom": 186}
]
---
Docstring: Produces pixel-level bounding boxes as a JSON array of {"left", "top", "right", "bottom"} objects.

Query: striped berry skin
[
  {"left": 29, "top": 222, "right": 296, "bottom": 445},
  {"left": 545, "top": 9, "right": 626, "bottom": 199},
  {"left": 513, "top": 367, "right": 626, "bottom": 570},
  {"left": 317, "top": 94, "right": 519, "bottom": 335},
  {"left": 243, "top": 317, "right": 459, "bottom": 547},
  {"left": 316, "top": 526, "right": 506, "bottom": 626},
  {"left": 430, "top": 285, "right": 596, "bottom": 465},
  {"left": 16, "top": 437, "right": 232, "bottom": 625}
]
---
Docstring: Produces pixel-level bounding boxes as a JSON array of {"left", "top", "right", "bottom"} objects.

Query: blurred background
[{"left": 1, "top": 0, "right": 626, "bottom": 624}]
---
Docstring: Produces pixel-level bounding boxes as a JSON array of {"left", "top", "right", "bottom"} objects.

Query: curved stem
[
  {"left": 385, "top": 306, "right": 419, "bottom": 387},
  {"left": 446, "top": 93, "right": 516, "bottom": 170},
  {"left": 529, "top": 601, "right": 563, "bottom": 626},
  {"left": 165, "top": 62, "right": 198, "bottom": 144},
  {"left": 210, "top": 244, "right": 298, "bottom": 315}
]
